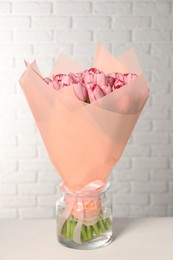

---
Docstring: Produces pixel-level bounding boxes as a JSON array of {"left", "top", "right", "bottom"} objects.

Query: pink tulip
[
  {"left": 112, "top": 73, "right": 137, "bottom": 91},
  {"left": 44, "top": 77, "right": 59, "bottom": 90},
  {"left": 123, "top": 73, "right": 137, "bottom": 84},
  {"left": 71, "top": 72, "right": 83, "bottom": 84},
  {"left": 107, "top": 72, "right": 124, "bottom": 89},
  {"left": 96, "top": 71, "right": 107, "bottom": 86},
  {"left": 116, "top": 73, "right": 124, "bottom": 82},
  {"left": 87, "top": 84, "right": 105, "bottom": 102},
  {"left": 83, "top": 68, "right": 103, "bottom": 85},
  {"left": 107, "top": 75, "right": 115, "bottom": 87},
  {"left": 61, "top": 74, "right": 73, "bottom": 85},
  {"left": 73, "top": 83, "right": 88, "bottom": 102},
  {"left": 112, "top": 78, "right": 124, "bottom": 91},
  {"left": 83, "top": 69, "right": 95, "bottom": 84},
  {"left": 99, "top": 84, "right": 112, "bottom": 95},
  {"left": 53, "top": 74, "right": 73, "bottom": 88}
]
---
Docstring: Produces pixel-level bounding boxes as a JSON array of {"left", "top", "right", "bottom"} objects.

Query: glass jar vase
[{"left": 56, "top": 181, "right": 113, "bottom": 250}]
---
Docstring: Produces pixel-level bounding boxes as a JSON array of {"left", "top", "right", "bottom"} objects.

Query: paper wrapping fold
[{"left": 19, "top": 43, "right": 150, "bottom": 191}]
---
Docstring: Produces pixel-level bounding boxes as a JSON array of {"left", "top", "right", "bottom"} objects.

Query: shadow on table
[{"left": 112, "top": 218, "right": 143, "bottom": 242}]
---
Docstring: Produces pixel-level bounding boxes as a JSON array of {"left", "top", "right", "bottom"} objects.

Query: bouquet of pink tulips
[
  {"left": 44, "top": 67, "right": 137, "bottom": 104},
  {"left": 19, "top": 43, "right": 149, "bottom": 246}
]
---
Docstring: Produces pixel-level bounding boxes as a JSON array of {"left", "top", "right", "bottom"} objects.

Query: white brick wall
[{"left": 0, "top": 0, "right": 173, "bottom": 219}]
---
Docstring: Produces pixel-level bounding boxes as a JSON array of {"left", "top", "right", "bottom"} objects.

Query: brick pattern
[{"left": 0, "top": 0, "right": 173, "bottom": 219}]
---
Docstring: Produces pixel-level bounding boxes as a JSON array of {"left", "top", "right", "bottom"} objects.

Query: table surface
[{"left": 0, "top": 218, "right": 173, "bottom": 260}]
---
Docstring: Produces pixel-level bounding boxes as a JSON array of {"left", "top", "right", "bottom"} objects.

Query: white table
[{"left": 0, "top": 218, "right": 173, "bottom": 260}]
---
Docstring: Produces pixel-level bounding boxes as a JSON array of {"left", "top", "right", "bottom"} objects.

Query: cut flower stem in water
[{"left": 60, "top": 212, "right": 112, "bottom": 242}]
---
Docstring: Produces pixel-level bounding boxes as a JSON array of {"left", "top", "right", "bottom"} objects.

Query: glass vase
[{"left": 56, "top": 181, "right": 113, "bottom": 250}]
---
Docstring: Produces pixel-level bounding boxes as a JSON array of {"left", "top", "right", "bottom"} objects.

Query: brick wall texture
[{"left": 0, "top": 0, "right": 173, "bottom": 219}]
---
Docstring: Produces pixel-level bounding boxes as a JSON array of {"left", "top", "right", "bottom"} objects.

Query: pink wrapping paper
[{"left": 19, "top": 43, "right": 150, "bottom": 191}]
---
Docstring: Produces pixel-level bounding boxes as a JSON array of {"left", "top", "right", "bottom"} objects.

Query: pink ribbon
[{"left": 57, "top": 180, "right": 105, "bottom": 244}]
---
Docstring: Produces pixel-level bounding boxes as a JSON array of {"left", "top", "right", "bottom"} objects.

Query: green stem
[
  {"left": 66, "top": 219, "right": 70, "bottom": 238},
  {"left": 86, "top": 226, "right": 92, "bottom": 240},
  {"left": 61, "top": 221, "right": 67, "bottom": 236},
  {"left": 107, "top": 217, "right": 112, "bottom": 226},
  {"left": 98, "top": 218, "right": 106, "bottom": 233},
  {"left": 92, "top": 223, "right": 100, "bottom": 236},
  {"left": 85, "top": 97, "right": 90, "bottom": 103},
  {"left": 103, "top": 219, "right": 109, "bottom": 230},
  {"left": 81, "top": 225, "right": 88, "bottom": 241},
  {"left": 70, "top": 221, "right": 76, "bottom": 239}
]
